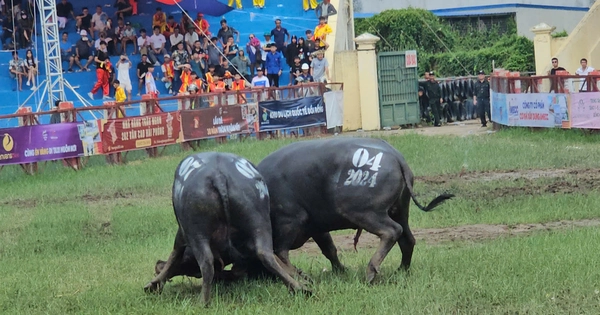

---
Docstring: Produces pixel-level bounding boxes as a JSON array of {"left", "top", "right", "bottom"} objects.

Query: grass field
[{"left": 2, "top": 128, "right": 600, "bottom": 314}]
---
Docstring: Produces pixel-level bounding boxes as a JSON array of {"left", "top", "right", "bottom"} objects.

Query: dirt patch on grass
[
  {"left": 418, "top": 168, "right": 600, "bottom": 184},
  {"left": 295, "top": 218, "right": 600, "bottom": 255},
  {"left": 1, "top": 198, "right": 38, "bottom": 209}
]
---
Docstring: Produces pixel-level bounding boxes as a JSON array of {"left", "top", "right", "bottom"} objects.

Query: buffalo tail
[{"left": 397, "top": 157, "right": 455, "bottom": 212}]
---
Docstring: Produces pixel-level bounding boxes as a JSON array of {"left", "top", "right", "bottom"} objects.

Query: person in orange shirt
[
  {"left": 195, "top": 13, "right": 210, "bottom": 38},
  {"left": 313, "top": 16, "right": 332, "bottom": 49},
  {"left": 231, "top": 73, "right": 248, "bottom": 103},
  {"left": 164, "top": 16, "right": 179, "bottom": 38},
  {"left": 178, "top": 64, "right": 192, "bottom": 94},
  {"left": 209, "top": 75, "right": 226, "bottom": 93},
  {"left": 152, "top": 8, "right": 167, "bottom": 34},
  {"left": 160, "top": 54, "right": 175, "bottom": 94}
]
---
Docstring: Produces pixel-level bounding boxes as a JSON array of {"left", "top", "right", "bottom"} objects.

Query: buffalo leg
[
  {"left": 188, "top": 237, "right": 215, "bottom": 307},
  {"left": 389, "top": 189, "right": 416, "bottom": 270},
  {"left": 144, "top": 227, "right": 186, "bottom": 293},
  {"left": 345, "top": 214, "right": 403, "bottom": 284},
  {"left": 274, "top": 250, "right": 312, "bottom": 283},
  {"left": 253, "top": 235, "right": 311, "bottom": 295},
  {"left": 312, "top": 232, "right": 345, "bottom": 272}
]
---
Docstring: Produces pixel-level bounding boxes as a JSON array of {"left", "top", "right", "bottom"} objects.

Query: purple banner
[{"left": 0, "top": 123, "right": 85, "bottom": 165}]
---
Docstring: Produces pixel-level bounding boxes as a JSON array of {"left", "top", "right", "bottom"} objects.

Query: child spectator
[
  {"left": 113, "top": 79, "right": 126, "bottom": 103},
  {"left": 152, "top": 7, "right": 166, "bottom": 34},
  {"left": 23, "top": 49, "right": 38, "bottom": 90},
  {"left": 9, "top": 51, "right": 25, "bottom": 91},
  {"left": 161, "top": 54, "right": 175, "bottom": 94},
  {"left": 313, "top": 17, "right": 332, "bottom": 50},
  {"left": 116, "top": 54, "right": 133, "bottom": 101},
  {"left": 265, "top": 44, "right": 283, "bottom": 87},
  {"left": 145, "top": 64, "right": 158, "bottom": 96}
]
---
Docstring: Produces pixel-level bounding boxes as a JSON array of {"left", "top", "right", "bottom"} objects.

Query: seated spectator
[
  {"left": 246, "top": 33, "right": 262, "bottom": 77},
  {"left": 315, "top": 0, "right": 337, "bottom": 20},
  {"left": 576, "top": 58, "right": 595, "bottom": 92},
  {"left": 23, "top": 49, "right": 38, "bottom": 89},
  {"left": 179, "top": 11, "right": 193, "bottom": 34},
  {"left": 74, "top": 30, "right": 94, "bottom": 72},
  {"left": 121, "top": 21, "right": 137, "bottom": 55},
  {"left": 60, "top": 32, "right": 75, "bottom": 72},
  {"left": 184, "top": 25, "right": 199, "bottom": 53},
  {"left": 17, "top": 10, "right": 33, "bottom": 49},
  {"left": 137, "top": 28, "right": 150, "bottom": 56},
  {"left": 91, "top": 5, "right": 108, "bottom": 38},
  {"left": 161, "top": 54, "right": 175, "bottom": 94},
  {"left": 223, "top": 35, "right": 238, "bottom": 62},
  {"left": 313, "top": 17, "right": 332, "bottom": 50},
  {"left": 231, "top": 50, "right": 250, "bottom": 79},
  {"left": 164, "top": 15, "right": 179, "bottom": 38},
  {"left": 2, "top": 15, "right": 14, "bottom": 50},
  {"left": 195, "top": 13, "right": 210, "bottom": 38},
  {"left": 217, "top": 19, "right": 239, "bottom": 47},
  {"left": 152, "top": 7, "right": 166, "bottom": 34},
  {"left": 219, "top": 59, "right": 235, "bottom": 87},
  {"left": 169, "top": 27, "right": 184, "bottom": 53},
  {"left": 190, "top": 40, "right": 204, "bottom": 55},
  {"left": 95, "top": 32, "right": 115, "bottom": 56},
  {"left": 114, "top": 0, "right": 133, "bottom": 20},
  {"left": 205, "top": 64, "right": 217, "bottom": 87},
  {"left": 114, "top": 18, "right": 126, "bottom": 52},
  {"left": 105, "top": 18, "right": 117, "bottom": 51},
  {"left": 149, "top": 26, "right": 167, "bottom": 66},
  {"left": 56, "top": 0, "right": 75, "bottom": 30},
  {"left": 76, "top": 7, "right": 93, "bottom": 39},
  {"left": 9, "top": 51, "right": 25, "bottom": 91}
]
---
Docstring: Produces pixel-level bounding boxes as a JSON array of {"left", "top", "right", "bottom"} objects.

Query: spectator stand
[{"left": 0, "top": 0, "right": 321, "bottom": 129}]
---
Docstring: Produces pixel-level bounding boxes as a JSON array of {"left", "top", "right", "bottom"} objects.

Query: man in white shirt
[
  {"left": 169, "top": 27, "right": 184, "bottom": 53},
  {"left": 575, "top": 58, "right": 595, "bottom": 92},
  {"left": 251, "top": 67, "right": 269, "bottom": 101},
  {"left": 184, "top": 26, "right": 199, "bottom": 54},
  {"left": 149, "top": 26, "right": 167, "bottom": 66},
  {"left": 137, "top": 29, "right": 151, "bottom": 56},
  {"left": 91, "top": 5, "right": 107, "bottom": 38}
]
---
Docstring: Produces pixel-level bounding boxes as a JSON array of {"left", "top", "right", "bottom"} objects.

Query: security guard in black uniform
[
  {"left": 425, "top": 71, "right": 443, "bottom": 127},
  {"left": 473, "top": 70, "right": 491, "bottom": 127}
]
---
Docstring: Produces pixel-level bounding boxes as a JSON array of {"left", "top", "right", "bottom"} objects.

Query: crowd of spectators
[{"left": 4, "top": 0, "right": 337, "bottom": 101}]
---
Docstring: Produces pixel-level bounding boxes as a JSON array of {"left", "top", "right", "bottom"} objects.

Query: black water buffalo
[
  {"left": 143, "top": 152, "right": 308, "bottom": 305},
  {"left": 256, "top": 137, "right": 454, "bottom": 283}
]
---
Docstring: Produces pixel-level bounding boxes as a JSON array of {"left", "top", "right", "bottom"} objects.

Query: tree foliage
[{"left": 354, "top": 8, "right": 535, "bottom": 76}]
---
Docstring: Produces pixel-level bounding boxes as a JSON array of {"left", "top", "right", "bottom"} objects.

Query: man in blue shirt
[
  {"left": 270, "top": 19, "right": 289, "bottom": 54},
  {"left": 264, "top": 44, "right": 283, "bottom": 87},
  {"left": 60, "top": 32, "right": 75, "bottom": 72}
]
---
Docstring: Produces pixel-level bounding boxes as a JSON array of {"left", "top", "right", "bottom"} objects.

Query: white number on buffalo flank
[
  {"left": 235, "top": 159, "right": 260, "bottom": 179},
  {"left": 179, "top": 156, "right": 202, "bottom": 181},
  {"left": 351, "top": 148, "right": 384, "bottom": 172},
  {"left": 345, "top": 148, "right": 384, "bottom": 188},
  {"left": 343, "top": 169, "right": 378, "bottom": 188},
  {"left": 255, "top": 180, "right": 269, "bottom": 199}
]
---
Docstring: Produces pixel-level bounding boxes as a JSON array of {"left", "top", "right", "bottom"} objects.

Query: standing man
[
  {"left": 88, "top": 41, "right": 111, "bottom": 100},
  {"left": 548, "top": 57, "right": 566, "bottom": 93},
  {"left": 270, "top": 19, "right": 289, "bottom": 54},
  {"left": 575, "top": 58, "right": 595, "bottom": 92},
  {"left": 473, "top": 70, "right": 491, "bottom": 128},
  {"left": 310, "top": 50, "right": 329, "bottom": 83},
  {"left": 425, "top": 71, "right": 443, "bottom": 127},
  {"left": 315, "top": 0, "right": 337, "bottom": 20},
  {"left": 217, "top": 19, "right": 239, "bottom": 47},
  {"left": 136, "top": 54, "right": 152, "bottom": 96},
  {"left": 265, "top": 44, "right": 283, "bottom": 87}
]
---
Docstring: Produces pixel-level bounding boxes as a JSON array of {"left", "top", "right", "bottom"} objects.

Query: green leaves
[{"left": 355, "top": 9, "right": 535, "bottom": 76}]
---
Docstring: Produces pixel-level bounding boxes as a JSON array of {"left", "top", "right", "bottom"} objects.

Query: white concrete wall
[
  {"left": 353, "top": 0, "right": 594, "bottom": 12},
  {"left": 515, "top": 8, "right": 587, "bottom": 39}
]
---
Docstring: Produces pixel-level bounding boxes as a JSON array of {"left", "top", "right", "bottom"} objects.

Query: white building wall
[{"left": 515, "top": 8, "right": 587, "bottom": 38}]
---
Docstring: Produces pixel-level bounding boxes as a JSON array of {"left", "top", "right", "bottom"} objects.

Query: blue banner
[
  {"left": 258, "top": 96, "right": 326, "bottom": 131},
  {"left": 491, "top": 91, "right": 508, "bottom": 125}
]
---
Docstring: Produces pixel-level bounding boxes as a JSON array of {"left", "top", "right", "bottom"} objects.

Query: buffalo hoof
[
  {"left": 332, "top": 264, "right": 346, "bottom": 274},
  {"left": 143, "top": 281, "right": 164, "bottom": 294},
  {"left": 297, "top": 269, "right": 314, "bottom": 284},
  {"left": 366, "top": 264, "right": 380, "bottom": 284},
  {"left": 290, "top": 285, "right": 313, "bottom": 297}
]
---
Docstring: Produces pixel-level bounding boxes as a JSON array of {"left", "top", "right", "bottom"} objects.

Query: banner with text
[
  {"left": 258, "top": 96, "right": 326, "bottom": 131},
  {"left": 570, "top": 92, "right": 600, "bottom": 129},
  {"left": 493, "top": 93, "right": 569, "bottom": 128},
  {"left": 181, "top": 105, "right": 249, "bottom": 141},
  {"left": 0, "top": 123, "right": 85, "bottom": 165},
  {"left": 100, "top": 112, "right": 182, "bottom": 154}
]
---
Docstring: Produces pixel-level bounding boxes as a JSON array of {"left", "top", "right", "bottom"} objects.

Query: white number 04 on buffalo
[{"left": 343, "top": 148, "right": 383, "bottom": 187}]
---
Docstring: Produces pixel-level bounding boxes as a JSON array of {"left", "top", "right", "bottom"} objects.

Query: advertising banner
[
  {"left": 181, "top": 105, "right": 249, "bottom": 141},
  {"left": 0, "top": 123, "right": 85, "bottom": 165},
  {"left": 494, "top": 93, "right": 569, "bottom": 128},
  {"left": 100, "top": 112, "right": 182, "bottom": 154},
  {"left": 570, "top": 92, "right": 600, "bottom": 129},
  {"left": 258, "top": 96, "right": 326, "bottom": 131},
  {"left": 491, "top": 91, "right": 508, "bottom": 125},
  {"left": 77, "top": 120, "right": 102, "bottom": 156}
]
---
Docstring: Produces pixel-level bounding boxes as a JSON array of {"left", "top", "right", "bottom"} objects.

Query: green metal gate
[{"left": 377, "top": 51, "right": 420, "bottom": 127}]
